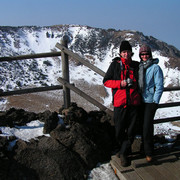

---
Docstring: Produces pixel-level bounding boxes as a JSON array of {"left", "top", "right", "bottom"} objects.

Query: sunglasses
[{"left": 141, "top": 53, "right": 150, "bottom": 56}]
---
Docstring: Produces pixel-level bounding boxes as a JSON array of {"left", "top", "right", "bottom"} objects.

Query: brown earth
[{"left": 3, "top": 82, "right": 109, "bottom": 113}]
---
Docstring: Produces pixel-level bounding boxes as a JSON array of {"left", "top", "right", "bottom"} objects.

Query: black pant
[
  {"left": 114, "top": 105, "right": 139, "bottom": 155},
  {"left": 140, "top": 103, "right": 158, "bottom": 156}
]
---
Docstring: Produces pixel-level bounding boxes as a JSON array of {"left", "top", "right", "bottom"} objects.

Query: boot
[{"left": 120, "top": 154, "right": 129, "bottom": 167}]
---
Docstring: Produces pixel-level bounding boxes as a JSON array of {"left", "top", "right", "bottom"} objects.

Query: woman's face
[{"left": 140, "top": 52, "right": 150, "bottom": 61}]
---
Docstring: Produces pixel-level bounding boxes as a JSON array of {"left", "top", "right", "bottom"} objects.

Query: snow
[
  {"left": 0, "top": 98, "right": 7, "bottom": 111},
  {"left": 0, "top": 120, "right": 49, "bottom": 142},
  {"left": 88, "top": 163, "right": 118, "bottom": 180}
]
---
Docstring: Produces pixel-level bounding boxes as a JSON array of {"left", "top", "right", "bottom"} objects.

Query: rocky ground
[
  {"left": 0, "top": 103, "right": 115, "bottom": 180},
  {"left": 0, "top": 103, "right": 180, "bottom": 180}
]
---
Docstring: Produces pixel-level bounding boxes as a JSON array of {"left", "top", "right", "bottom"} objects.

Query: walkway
[{"left": 110, "top": 148, "right": 180, "bottom": 180}]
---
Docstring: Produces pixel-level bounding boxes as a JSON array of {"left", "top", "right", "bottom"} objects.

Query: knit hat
[
  {"left": 139, "top": 44, "right": 152, "bottom": 58},
  {"left": 120, "top": 41, "right": 132, "bottom": 53}
]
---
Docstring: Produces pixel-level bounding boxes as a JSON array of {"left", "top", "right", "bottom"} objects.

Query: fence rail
[
  {"left": 0, "top": 36, "right": 179, "bottom": 124},
  {"left": 55, "top": 43, "right": 105, "bottom": 77},
  {"left": 0, "top": 85, "right": 63, "bottom": 97},
  {"left": 0, "top": 52, "right": 61, "bottom": 62},
  {"left": 163, "top": 86, "right": 180, "bottom": 91}
]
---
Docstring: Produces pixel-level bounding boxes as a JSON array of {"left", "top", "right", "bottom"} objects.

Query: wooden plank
[
  {"left": 0, "top": 85, "right": 63, "bottom": 97},
  {"left": 0, "top": 52, "right": 61, "bottom": 62},
  {"left": 132, "top": 154, "right": 177, "bottom": 168},
  {"left": 153, "top": 116, "right": 180, "bottom": 124},
  {"left": 133, "top": 164, "right": 168, "bottom": 180},
  {"left": 110, "top": 155, "right": 142, "bottom": 180},
  {"left": 61, "top": 38, "right": 70, "bottom": 108},
  {"left": 153, "top": 163, "right": 180, "bottom": 180},
  {"left": 163, "top": 87, "right": 180, "bottom": 91},
  {"left": 56, "top": 43, "right": 106, "bottom": 77},
  {"left": 153, "top": 154, "right": 179, "bottom": 180},
  {"left": 132, "top": 155, "right": 178, "bottom": 180},
  {"left": 155, "top": 154, "right": 178, "bottom": 162},
  {"left": 132, "top": 158, "right": 151, "bottom": 168},
  {"left": 158, "top": 102, "right": 180, "bottom": 108},
  {"left": 110, "top": 160, "right": 127, "bottom": 180},
  {"left": 172, "top": 159, "right": 180, "bottom": 169},
  {"left": 159, "top": 159, "right": 180, "bottom": 179}
]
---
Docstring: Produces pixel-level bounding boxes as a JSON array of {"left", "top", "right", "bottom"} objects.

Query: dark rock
[
  {"left": 172, "top": 134, "right": 180, "bottom": 148},
  {"left": 50, "top": 121, "right": 113, "bottom": 169},
  {"left": 12, "top": 137, "right": 86, "bottom": 180},
  {"left": 132, "top": 137, "right": 142, "bottom": 153},
  {"left": 0, "top": 107, "right": 38, "bottom": 127},
  {"left": 154, "top": 134, "right": 168, "bottom": 144},
  {"left": 61, "top": 102, "right": 88, "bottom": 124},
  {"left": 38, "top": 110, "right": 59, "bottom": 134}
]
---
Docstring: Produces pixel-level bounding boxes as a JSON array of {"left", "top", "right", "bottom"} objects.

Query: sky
[{"left": 0, "top": 0, "right": 180, "bottom": 50}]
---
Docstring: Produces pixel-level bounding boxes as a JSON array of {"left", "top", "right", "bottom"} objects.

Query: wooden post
[{"left": 61, "top": 35, "right": 71, "bottom": 108}]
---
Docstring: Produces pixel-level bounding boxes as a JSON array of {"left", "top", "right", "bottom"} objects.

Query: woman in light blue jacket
[{"left": 138, "top": 44, "right": 164, "bottom": 162}]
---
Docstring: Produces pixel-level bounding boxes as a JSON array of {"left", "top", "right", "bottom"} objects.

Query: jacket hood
[{"left": 153, "top": 58, "right": 159, "bottom": 64}]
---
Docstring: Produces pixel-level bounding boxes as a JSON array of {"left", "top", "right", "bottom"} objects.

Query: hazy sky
[{"left": 0, "top": 0, "right": 180, "bottom": 50}]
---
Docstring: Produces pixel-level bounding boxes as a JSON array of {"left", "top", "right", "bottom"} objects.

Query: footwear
[
  {"left": 146, "top": 156, "right": 152, "bottom": 162},
  {"left": 115, "top": 151, "right": 120, "bottom": 158},
  {"left": 120, "top": 155, "right": 128, "bottom": 167}
]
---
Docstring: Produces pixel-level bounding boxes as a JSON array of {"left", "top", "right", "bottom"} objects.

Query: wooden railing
[
  {"left": 155, "top": 88, "right": 180, "bottom": 124},
  {"left": 0, "top": 35, "right": 179, "bottom": 123},
  {"left": 0, "top": 51, "right": 63, "bottom": 96},
  {"left": 0, "top": 36, "right": 113, "bottom": 116}
]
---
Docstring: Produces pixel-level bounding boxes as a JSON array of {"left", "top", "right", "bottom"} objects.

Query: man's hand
[{"left": 121, "top": 80, "right": 127, "bottom": 88}]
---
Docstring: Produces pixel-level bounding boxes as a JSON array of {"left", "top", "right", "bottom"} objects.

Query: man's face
[{"left": 120, "top": 50, "right": 132, "bottom": 60}]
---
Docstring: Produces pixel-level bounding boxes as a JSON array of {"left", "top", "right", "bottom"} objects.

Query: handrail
[
  {"left": 0, "top": 85, "right": 63, "bottom": 97},
  {"left": 0, "top": 52, "right": 61, "bottom": 62},
  {"left": 56, "top": 43, "right": 106, "bottom": 77},
  {"left": 158, "top": 102, "right": 180, "bottom": 108},
  {"left": 154, "top": 116, "right": 180, "bottom": 124},
  {"left": 163, "top": 87, "right": 180, "bottom": 91}
]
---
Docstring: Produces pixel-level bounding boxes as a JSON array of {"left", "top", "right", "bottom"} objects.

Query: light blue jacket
[{"left": 142, "top": 59, "right": 164, "bottom": 104}]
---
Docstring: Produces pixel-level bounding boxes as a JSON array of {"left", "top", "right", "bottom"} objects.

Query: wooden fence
[{"left": 0, "top": 35, "right": 180, "bottom": 123}]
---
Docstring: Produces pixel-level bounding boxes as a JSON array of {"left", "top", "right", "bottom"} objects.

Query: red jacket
[{"left": 103, "top": 57, "right": 141, "bottom": 107}]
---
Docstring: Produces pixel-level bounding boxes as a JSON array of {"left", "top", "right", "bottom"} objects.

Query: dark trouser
[
  {"left": 114, "top": 105, "right": 139, "bottom": 155},
  {"left": 140, "top": 103, "right": 158, "bottom": 156}
]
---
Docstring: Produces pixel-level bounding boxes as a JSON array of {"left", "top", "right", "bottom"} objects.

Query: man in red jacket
[{"left": 103, "top": 41, "right": 141, "bottom": 167}]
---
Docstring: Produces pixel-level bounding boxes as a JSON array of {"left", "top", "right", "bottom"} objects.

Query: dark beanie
[{"left": 120, "top": 41, "right": 132, "bottom": 53}]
